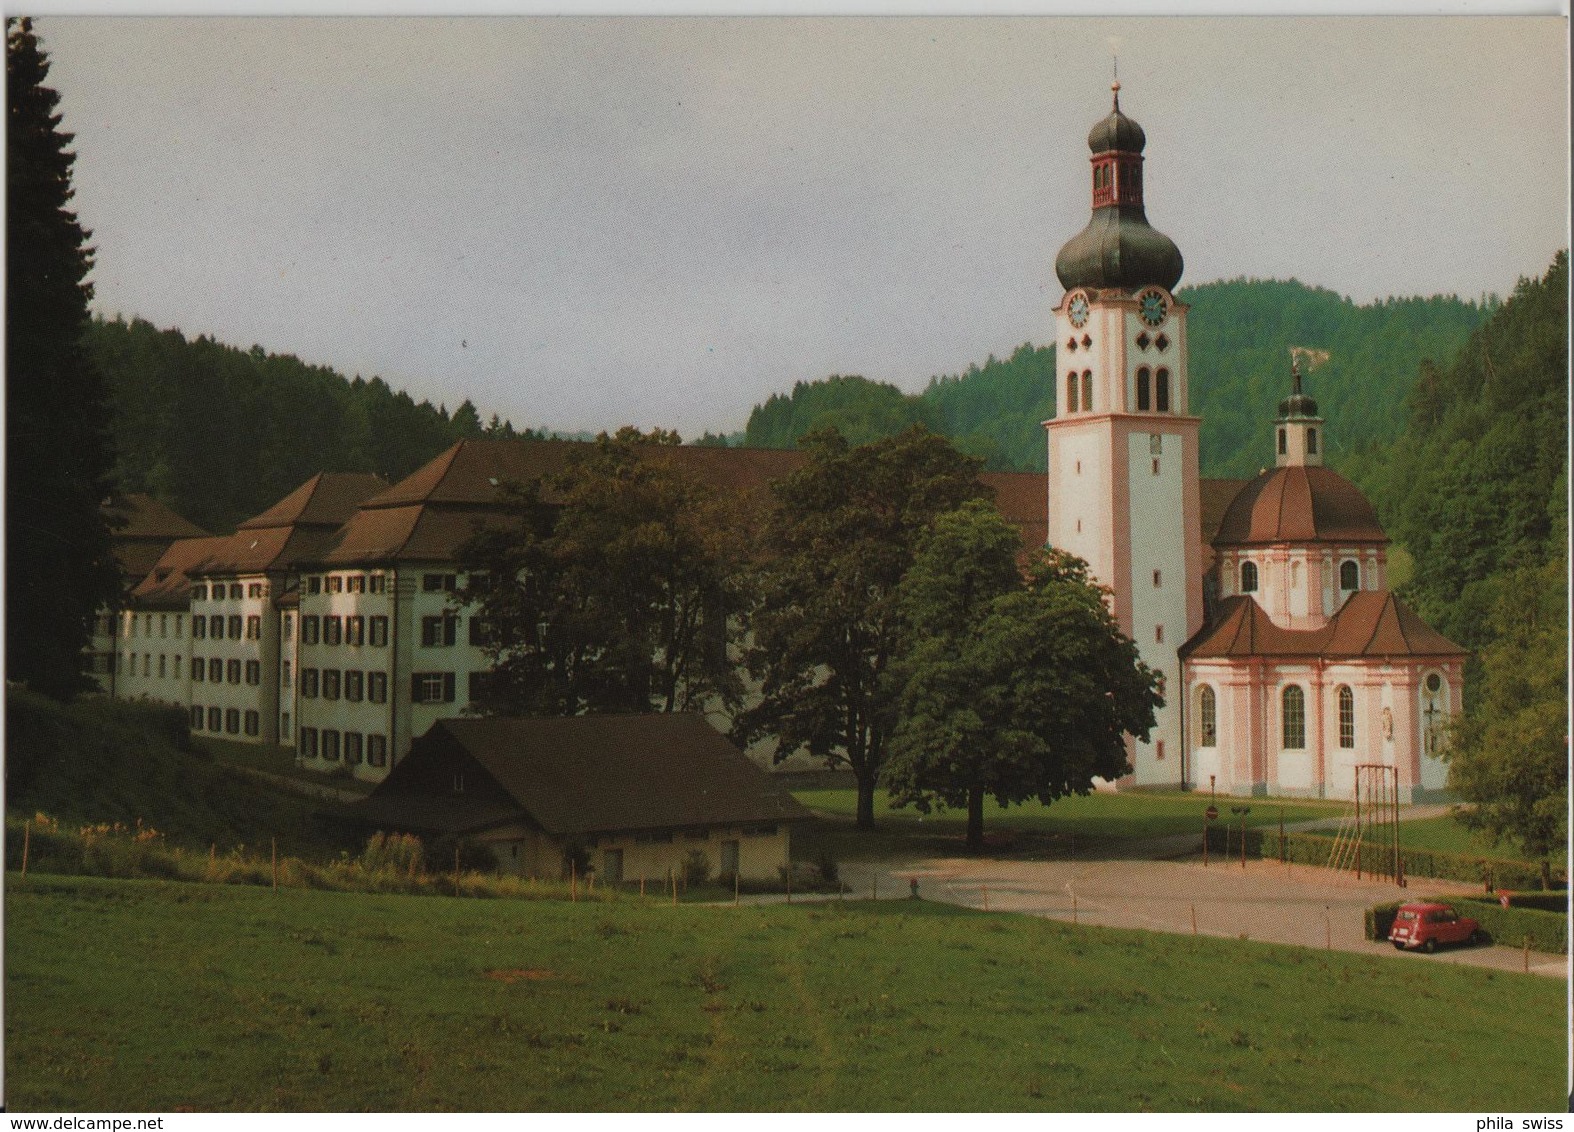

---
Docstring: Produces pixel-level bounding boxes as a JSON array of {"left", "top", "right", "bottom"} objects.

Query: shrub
[
  {"left": 360, "top": 831, "right": 424, "bottom": 876},
  {"left": 683, "top": 849, "right": 712, "bottom": 887},
  {"left": 1206, "top": 826, "right": 1557, "bottom": 890},
  {"left": 817, "top": 853, "right": 839, "bottom": 884}
]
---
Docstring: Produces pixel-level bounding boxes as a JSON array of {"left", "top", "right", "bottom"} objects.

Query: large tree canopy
[
  {"left": 884, "top": 503, "right": 1161, "bottom": 849},
  {"left": 456, "top": 427, "right": 750, "bottom": 719},
  {"left": 6, "top": 19, "right": 120, "bottom": 699},
  {"left": 737, "top": 426, "right": 987, "bottom": 829}
]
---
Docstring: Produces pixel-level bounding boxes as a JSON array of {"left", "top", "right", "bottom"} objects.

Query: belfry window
[
  {"left": 1136, "top": 368, "right": 1151, "bottom": 411},
  {"left": 1307, "top": 428, "right": 1318, "bottom": 455},
  {"left": 1156, "top": 369, "right": 1171, "bottom": 412},
  {"left": 1067, "top": 374, "right": 1079, "bottom": 413},
  {"left": 1278, "top": 428, "right": 1287, "bottom": 455},
  {"left": 1282, "top": 685, "right": 1306, "bottom": 749},
  {"left": 1338, "top": 686, "right": 1355, "bottom": 749},
  {"left": 1240, "top": 561, "right": 1258, "bottom": 593},
  {"left": 1081, "top": 371, "right": 1092, "bottom": 412},
  {"left": 1340, "top": 560, "right": 1360, "bottom": 591},
  {"left": 1198, "top": 686, "right": 1217, "bottom": 747}
]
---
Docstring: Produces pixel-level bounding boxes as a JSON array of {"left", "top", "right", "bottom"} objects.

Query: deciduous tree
[
  {"left": 737, "top": 426, "right": 987, "bottom": 829},
  {"left": 457, "top": 428, "right": 749, "bottom": 718},
  {"left": 884, "top": 504, "right": 1161, "bottom": 849}
]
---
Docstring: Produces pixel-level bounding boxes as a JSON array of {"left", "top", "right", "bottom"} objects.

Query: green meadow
[
  {"left": 6, "top": 874, "right": 1564, "bottom": 1112},
  {"left": 792, "top": 788, "right": 1344, "bottom": 861}
]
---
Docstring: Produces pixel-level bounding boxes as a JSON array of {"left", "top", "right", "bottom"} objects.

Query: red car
[{"left": 1388, "top": 902, "right": 1485, "bottom": 952}]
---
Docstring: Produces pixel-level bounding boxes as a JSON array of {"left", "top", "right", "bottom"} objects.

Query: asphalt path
[{"left": 821, "top": 849, "right": 1567, "bottom": 979}]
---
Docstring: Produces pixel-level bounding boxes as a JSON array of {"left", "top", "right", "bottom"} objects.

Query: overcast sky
[{"left": 29, "top": 16, "right": 1570, "bottom": 438}]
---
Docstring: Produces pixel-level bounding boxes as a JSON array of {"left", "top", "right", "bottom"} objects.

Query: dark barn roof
[{"left": 347, "top": 713, "right": 812, "bottom": 838}]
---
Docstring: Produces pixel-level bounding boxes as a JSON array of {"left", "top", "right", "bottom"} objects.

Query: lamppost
[{"left": 1230, "top": 805, "right": 1251, "bottom": 869}]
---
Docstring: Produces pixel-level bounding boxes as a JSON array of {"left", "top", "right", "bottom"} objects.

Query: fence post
[
  {"left": 571, "top": 859, "right": 577, "bottom": 903},
  {"left": 1524, "top": 937, "right": 1530, "bottom": 973},
  {"left": 1325, "top": 905, "right": 1331, "bottom": 951},
  {"left": 272, "top": 837, "right": 278, "bottom": 891},
  {"left": 1072, "top": 892, "right": 1078, "bottom": 925},
  {"left": 454, "top": 844, "right": 461, "bottom": 896},
  {"left": 21, "top": 820, "right": 30, "bottom": 881},
  {"left": 1190, "top": 903, "right": 1197, "bottom": 935},
  {"left": 734, "top": 871, "right": 739, "bottom": 907},
  {"left": 981, "top": 885, "right": 989, "bottom": 913},
  {"left": 872, "top": 874, "right": 877, "bottom": 901}
]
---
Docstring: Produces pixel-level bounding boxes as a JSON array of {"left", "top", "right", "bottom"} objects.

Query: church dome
[
  {"left": 1054, "top": 84, "right": 1183, "bottom": 293},
  {"left": 1214, "top": 465, "right": 1387, "bottom": 547},
  {"left": 1088, "top": 105, "right": 1145, "bottom": 155},
  {"left": 1054, "top": 209, "right": 1184, "bottom": 292},
  {"left": 1277, "top": 390, "right": 1320, "bottom": 419}
]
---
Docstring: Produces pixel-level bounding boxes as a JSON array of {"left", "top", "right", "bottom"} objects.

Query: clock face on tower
[
  {"left": 1138, "top": 289, "right": 1169, "bottom": 328},
  {"left": 1068, "top": 293, "right": 1090, "bottom": 328}
]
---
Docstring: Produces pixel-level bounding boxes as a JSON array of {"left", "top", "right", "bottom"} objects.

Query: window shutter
[
  {"left": 443, "top": 672, "right": 455, "bottom": 702},
  {"left": 411, "top": 673, "right": 423, "bottom": 702},
  {"left": 444, "top": 616, "right": 457, "bottom": 647}
]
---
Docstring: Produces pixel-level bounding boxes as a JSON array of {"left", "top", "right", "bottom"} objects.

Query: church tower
[{"left": 1045, "top": 82, "right": 1203, "bottom": 787}]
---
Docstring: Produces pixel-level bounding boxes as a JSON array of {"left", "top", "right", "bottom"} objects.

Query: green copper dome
[
  {"left": 1088, "top": 105, "right": 1145, "bottom": 154},
  {"left": 1055, "top": 86, "right": 1183, "bottom": 293}
]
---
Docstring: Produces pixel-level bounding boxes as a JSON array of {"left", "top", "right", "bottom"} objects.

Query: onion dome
[
  {"left": 1277, "top": 366, "right": 1320, "bottom": 420},
  {"left": 1213, "top": 465, "right": 1387, "bottom": 548},
  {"left": 1055, "top": 83, "right": 1183, "bottom": 293},
  {"left": 1088, "top": 100, "right": 1146, "bottom": 155}
]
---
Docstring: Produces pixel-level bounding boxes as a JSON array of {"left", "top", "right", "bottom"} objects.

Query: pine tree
[{"left": 6, "top": 18, "right": 120, "bottom": 698}]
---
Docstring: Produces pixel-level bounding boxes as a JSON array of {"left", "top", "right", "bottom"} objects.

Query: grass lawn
[
  {"left": 6, "top": 874, "right": 1564, "bottom": 1112},
  {"left": 197, "top": 736, "right": 375, "bottom": 797},
  {"left": 1397, "top": 816, "right": 1566, "bottom": 866},
  {"left": 792, "top": 789, "right": 1343, "bottom": 862}
]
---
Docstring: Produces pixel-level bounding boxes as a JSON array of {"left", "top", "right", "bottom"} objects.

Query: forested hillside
[
  {"left": 89, "top": 317, "right": 530, "bottom": 533},
  {"left": 1348, "top": 251, "right": 1567, "bottom": 658},
  {"left": 744, "top": 280, "right": 1491, "bottom": 478}
]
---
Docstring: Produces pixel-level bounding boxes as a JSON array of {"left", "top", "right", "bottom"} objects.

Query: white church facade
[{"left": 105, "top": 83, "right": 1463, "bottom": 804}]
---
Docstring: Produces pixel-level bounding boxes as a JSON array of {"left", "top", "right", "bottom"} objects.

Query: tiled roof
[
  {"left": 314, "top": 439, "right": 1054, "bottom": 566},
  {"left": 237, "top": 472, "right": 387, "bottom": 530},
  {"left": 127, "top": 536, "right": 230, "bottom": 610},
  {"left": 1181, "top": 591, "right": 1464, "bottom": 660},
  {"left": 103, "top": 494, "right": 210, "bottom": 582},
  {"left": 348, "top": 714, "right": 812, "bottom": 837},
  {"left": 1200, "top": 478, "right": 1251, "bottom": 544},
  {"left": 1214, "top": 465, "right": 1386, "bottom": 547}
]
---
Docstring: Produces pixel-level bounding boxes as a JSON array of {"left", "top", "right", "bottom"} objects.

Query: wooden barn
[{"left": 344, "top": 713, "right": 810, "bottom": 883}]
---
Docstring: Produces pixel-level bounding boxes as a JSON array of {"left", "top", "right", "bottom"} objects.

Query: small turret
[{"left": 1275, "top": 363, "right": 1325, "bottom": 468}]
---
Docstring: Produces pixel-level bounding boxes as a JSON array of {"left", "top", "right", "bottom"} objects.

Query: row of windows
[
  {"left": 299, "top": 727, "right": 388, "bottom": 767},
  {"left": 190, "top": 705, "right": 261, "bottom": 737},
  {"left": 1277, "top": 426, "right": 1320, "bottom": 456},
  {"left": 301, "top": 615, "right": 389, "bottom": 648},
  {"left": 123, "top": 652, "right": 178, "bottom": 679},
  {"left": 1238, "top": 559, "right": 1363, "bottom": 595},
  {"left": 305, "top": 573, "right": 389, "bottom": 595},
  {"left": 191, "top": 657, "right": 262, "bottom": 686},
  {"left": 192, "top": 614, "right": 261, "bottom": 641},
  {"left": 299, "top": 668, "right": 389, "bottom": 704},
  {"left": 1196, "top": 683, "right": 1368, "bottom": 751},
  {"left": 192, "top": 582, "right": 267, "bottom": 601},
  {"left": 124, "top": 613, "right": 185, "bottom": 638}
]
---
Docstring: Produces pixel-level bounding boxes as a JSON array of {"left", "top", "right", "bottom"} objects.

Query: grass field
[
  {"left": 1397, "top": 816, "right": 1566, "bottom": 865},
  {"left": 792, "top": 789, "right": 1344, "bottom": 861},
  {"left": 6, "top": 875, "right": 1564, "bottom": 1112}
]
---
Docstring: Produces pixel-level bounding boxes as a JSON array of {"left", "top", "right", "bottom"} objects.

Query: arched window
[
  {"left": 1067, "top": 373, "right": 1079, "bottom": 413},
  {"left": 1278, "top": 428, "right": 1287, "bottom": 455},
  {"left": 1156, "top": 368, "right": 1171, "bottom": 412},
  {"left": 1136, "top": 367, "right": 1151, "bottom": 411},
  {"left": 1307, "top": 427, "right": 1318, "bottom": 455},
  {"left": 1240, "top": 560, "right": 1258, "bottom": 593},
  {"left": 1198, "top": 686, "right": 1217, "bottom": 747},
  {"left": 1340, "top": 559, "right": 1359, "bottom": 591},
  {"left": 1282, "top": 685, "right": 1305, "bottom": 749},
  {"left": 1423, "top": 672, "right": 1447, "bottom": 755},
  {"left": 1338, "top": 686, "right": 1355, "bottom": 748},
  {"left": 1081, "top": 371, "right": 1093, "bottom": 412}
]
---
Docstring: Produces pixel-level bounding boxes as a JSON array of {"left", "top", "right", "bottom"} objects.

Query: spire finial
[
  {"left": 1291, "top": 361, "right": 1303, "bottom": 395},
  {"left": 1111, "top": 57, "right": 1121, "bottom": 110}
]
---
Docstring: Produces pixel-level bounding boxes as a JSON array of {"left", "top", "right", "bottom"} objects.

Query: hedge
[
  {"left": 1364, "top": 895, "right": 1568, "bottom": 954},
  {"left": 1204, "top": 825, "right": 1561, "bottom": 891}
]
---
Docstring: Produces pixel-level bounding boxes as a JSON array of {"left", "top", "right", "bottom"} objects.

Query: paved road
[{"left": 814, "top": 848, "right": 1567, "bottom": 980}]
